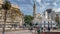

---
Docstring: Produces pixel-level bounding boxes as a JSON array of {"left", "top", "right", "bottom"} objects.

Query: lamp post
[
  {"left": 51, "top": 21, "right": 52, "bottom": 28},
  {"left": 44, "top": 21, "right": 45, "bottom": 28}
]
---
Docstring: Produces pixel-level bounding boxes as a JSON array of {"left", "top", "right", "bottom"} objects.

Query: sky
[{"left": 8, "top": 0, "right": 60, "bottom": 15}]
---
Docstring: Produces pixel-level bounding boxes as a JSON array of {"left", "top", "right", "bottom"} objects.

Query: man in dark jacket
[{"left": 48, "top": 27, "right": 50, "bottom": 32}]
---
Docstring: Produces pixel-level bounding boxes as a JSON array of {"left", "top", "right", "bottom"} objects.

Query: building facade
[
  {"left": 43, "top": 10, "right": 57, "bottom": 28},
  {"left": 33, "top": 13, "right": 42, "bottom": 24},
  {"left": 0, "top": 0, "right": 23, "bottom": 28}
]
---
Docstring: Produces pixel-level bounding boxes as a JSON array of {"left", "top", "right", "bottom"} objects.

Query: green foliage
[
  {"left": 24, "top": 15, "right": 34, "bottom": 25},
  {"left": 0, "top": 7, "right": 2, "bottom": 10},
  {"left": 55, "top": 15, "right": 60, "bottom": 28},
  {"left": 35, "top": 23, "right": 38, "bottom": 25},
  {"left": 55, "top": 15, "right": 59, "bottom": 24},
  {"left": 29, "top": 23, "right": 33, "bottom": 26},
  {"left": 2, "top": 0, "right": 11, "bottom": 10},
  {"left": 46, "top": 9, "right": 52, "bottom": 13}
]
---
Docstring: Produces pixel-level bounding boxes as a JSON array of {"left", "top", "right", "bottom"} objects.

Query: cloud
[
  {"left": 9, "top": 0, "right": 60, "bottom": 15},
  {"left": 17, "top": 0, "right": 21, "bottom": 1},
  {"left": 56, "top": 8, "right": 60, "bottom": 12},
  {"left": 53, "top": 3, "right": 57, "bottom": 6},
  {"left": 20, "top": 4, "right": 33, "bottom": 15},
  {"left": 53, "top": 8, "right": 60, "bottom": 12},
  {"left": 17, "top": 0, "right": 25, "bottom": 2},
  {"left": 20, "top": 6, "right": 33, "bottom": 12},
  {"left": 36, "top": 0, "right": 41, "bottom": 3}
]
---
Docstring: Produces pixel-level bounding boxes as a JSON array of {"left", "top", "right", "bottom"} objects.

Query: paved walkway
[
  {"left": 5, "top": 31, "right": 33, "bottom": 34},
  {"left": 0, "top": 30, "right": 35, "bottom": 34}
]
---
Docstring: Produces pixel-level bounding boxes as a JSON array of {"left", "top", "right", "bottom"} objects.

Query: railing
[{"left": 41, "top": 32, "right": 60, "bottom": 34}]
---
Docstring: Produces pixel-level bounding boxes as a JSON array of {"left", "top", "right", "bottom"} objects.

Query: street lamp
[
  {"left": 44, "top": 21, "right": 45, "bottom": 28},
  {"left": 51, "top": 21, "right": 52, "bottom": 28}
]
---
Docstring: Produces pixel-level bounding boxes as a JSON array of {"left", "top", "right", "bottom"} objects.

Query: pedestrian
[
  {"left": 37, "top": 27, "right": 40, "bottom": 34},
  {"left": 48, "top": 27, "right": 50, "bottom": 32},
  {"left": 42, "top": 27, "right": 46, "bottom": 32}
]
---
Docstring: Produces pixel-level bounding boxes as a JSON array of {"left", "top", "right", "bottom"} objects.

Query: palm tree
[{"left": 2, "top": 0, "right": 11, "bottom": 34}]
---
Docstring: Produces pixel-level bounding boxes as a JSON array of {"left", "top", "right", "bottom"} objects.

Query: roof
[
  {"left": 11, "top": 7, "right": 23, "bottom": 16},
  {"left": 11, "top": 4, "right": 19, "bottom": 8},
  {"left": 56, "top": 12, "right": 60, "bottom": 15}
]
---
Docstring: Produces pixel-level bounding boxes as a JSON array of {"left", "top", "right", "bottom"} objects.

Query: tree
[
  {"left": 55, "top": 15, "right": 59, "bottom": 23},
  {"left": 24, "top": 15, "right": 34, "bottom": 26},
  {"left": 2, "top": 0, "right": 11, "bottom": 34},
  {"left": 2, "top": 0, "right": 11, "bottom": 10},
  {"left": 0, "top": 7, "right": 2, "bottom": 10},
  {"left": 46, "top": 9, "right": 52, "bottom": 13},
  {"left": 55, "top": 14, "right": 59, "bottom": 25}
]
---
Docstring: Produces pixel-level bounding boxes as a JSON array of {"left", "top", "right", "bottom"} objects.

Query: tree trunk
[{"left": 3, "top": 10, "right": 7, "bottom": 34}]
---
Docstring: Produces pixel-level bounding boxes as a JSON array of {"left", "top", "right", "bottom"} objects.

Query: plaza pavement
[
  {"left": 0, "top": 28, "right": 35, "bottom": 34},
  {"left": 0, "top": 30, "right": 35, "bottom": 34},
  {"left": 0, "top": 28, "right": 60, "bottom": 34}
]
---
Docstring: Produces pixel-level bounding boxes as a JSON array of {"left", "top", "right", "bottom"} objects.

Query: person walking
[
  {"left": 37, "top": 27, "right": 40, "bottom": 34},
  {"left": 48, "top": 27, "right": 50, "bottom": 32},
  {"left": 37, "top": 27, "right": 42, "bottom": 34}
]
